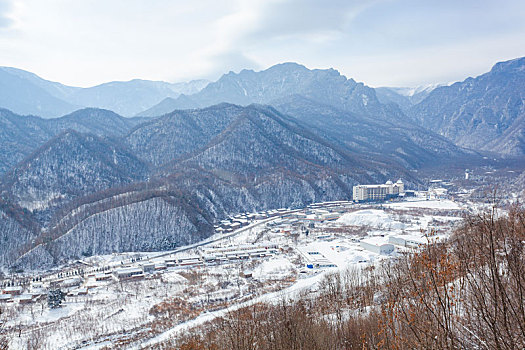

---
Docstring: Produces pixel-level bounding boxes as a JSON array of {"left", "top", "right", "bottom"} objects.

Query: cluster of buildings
[
  {"left": 268, "top": 204, "right": 351, "bottom": 233},
  {"left": 214, "top": 203, "right": 351, "bottom": 236},
  {"left": 424, "top": 179, "right": 451, "bottom": 199},
  {"left": 137, "top": 243, "right": 283, "bottom": 271},
  {"left": 1, "top": 284, "right": 47, "bottom": 304},
  {"left": 214, "top": 209, "right": 289, "bottom": 234},
  {"left": 199, "top": 243, "right": 279, "bottom": 263}
]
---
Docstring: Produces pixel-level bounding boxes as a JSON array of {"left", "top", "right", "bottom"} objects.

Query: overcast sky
[{"left": 0, "top": 0, "right": 524, "bottom": 87}]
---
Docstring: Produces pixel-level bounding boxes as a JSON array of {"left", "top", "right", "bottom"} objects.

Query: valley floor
[{"left": 0, "top": 195, "right": 472, "bottom": 349}]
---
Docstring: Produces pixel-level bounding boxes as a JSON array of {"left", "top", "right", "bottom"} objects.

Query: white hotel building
[{"left": 353, "top": 179, "right": 404, "bottom": 202}]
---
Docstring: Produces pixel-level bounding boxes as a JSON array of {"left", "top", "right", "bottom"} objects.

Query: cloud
[
  {"left": 192, "top": 0, "right": 378, "bottom": 79},
  {"left": 1, "top": 0, "right": 524, "bottom": 87},
  {"left": 205, "top": 51, "right": 261, "bottom": 77},
  {"left": 0, "top": 0, "right": 13, "bottom": 29},
  {"left": 245, "top": 0, "right": 376, "bottom": 41}
]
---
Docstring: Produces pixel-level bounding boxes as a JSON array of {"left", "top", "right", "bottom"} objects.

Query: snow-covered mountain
[
  {"left": 391, "top": 83, "right": 445, "bottom": 98},
  {"left": 138, "top": 62, "right": 404, "bottom": 124},
  {"left": 1, "top": 57, "right": 524, "bottom": 270},
  {"left": 0, "top": 108, "right": 145, "bottom": 175},
  {"left": 410, "top": 57, "right": 525, "bottom": 156},
  {"left": 1, "top": 103, "right": 422, "bottom": 268},
  {"left": 2, "top": 130, "right": 148, "bottom": 218},
  {"left": 66, "top": 79, "right": 209, "bottom": 117},
  {"left": 0, "top": 68, "right": 80, "bottom": 118}
]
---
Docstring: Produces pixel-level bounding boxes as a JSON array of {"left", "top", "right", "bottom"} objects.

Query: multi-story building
[{"left": 352, "top": 179, "right": 404, "bottom": 202}]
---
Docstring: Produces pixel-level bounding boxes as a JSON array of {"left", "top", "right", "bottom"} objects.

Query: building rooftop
[
  {"left": 360, "top": 236, "right": 391, "bottom": 246},
  {"left": 114, "top": 267, "right": 142, "bottom": 274},
  {"left": 3, "top": 286, "right": 22, "bottom": 292}
]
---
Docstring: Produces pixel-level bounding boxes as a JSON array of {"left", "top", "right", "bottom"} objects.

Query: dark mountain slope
[
  {"left": 129, "top": 103, "right": 408, "bottom": 183},
  {"left": 0, "top": 108, "right": 145, "bottom": 175},
  {"left": 0, "top": 199, "right": 41, "bottom": 267},
  {"left": 171, "top": 105, "right": 383, "bottom": 178},
  {"left": 2, "top": 130, "right": 148, "bottom": 219},
  {"left": 271, "top": 95, "right": 473, "bottom": 169},
  {"left": 0, "top": 109, "right": 54, "bottom": 175},
  {"left": 47, "top": 108, "right": 144, "bottom": 137},
  {"left": 127, "top": 104, "right": 245, "bottom": 167},
  {"left": 14, "top": 185, "right": 214, "bottom": 269}
]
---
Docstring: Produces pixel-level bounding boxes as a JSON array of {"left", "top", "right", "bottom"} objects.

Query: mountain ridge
[
  {"left": 0, "top": 66, "right": 209, "bottom": 117},
  {"left": 1, "top": 57, "right": 524, "bottom": 269},
  {"left": 410, "top": 56, "right": 525, "bottom": 156},
  {"left": 137, "top": 62, "right": 393, "bottom": 122},
  {"left": 0, "top": 107, "right": 146, "bottom": 176}
]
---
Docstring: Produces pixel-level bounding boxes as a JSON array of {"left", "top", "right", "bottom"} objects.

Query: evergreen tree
[{"left": 47, "top": 289, "right": 65, "bottom": 309}]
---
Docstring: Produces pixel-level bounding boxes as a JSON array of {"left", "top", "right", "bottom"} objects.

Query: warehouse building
[
  {"left": 113, "top": 267, "right": 144, "bottom": 280},
  {"left": 360, "top": 237, "right": 395, "bottom": 255},
  {"left": 389, "top": 235, "right": 429, "bottom": 248},
  {"left": 297, "top": 248, "right": 337, "bottom": 269}
]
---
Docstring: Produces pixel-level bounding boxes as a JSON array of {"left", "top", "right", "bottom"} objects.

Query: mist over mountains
[
  {"left": 0, "top": 56, "right": 524, "bottom": 270},
  {"left": 0, "top": 66, "right": 209, "bottom": 118}
]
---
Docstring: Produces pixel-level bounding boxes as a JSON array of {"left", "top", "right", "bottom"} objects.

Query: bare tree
[{"left": 0, "top": 306, "right": 8, "bottom": 350}]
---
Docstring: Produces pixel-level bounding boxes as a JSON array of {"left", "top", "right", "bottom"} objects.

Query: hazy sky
[{"left": 1, "top": 0, "right": 524, "bottom": 87}]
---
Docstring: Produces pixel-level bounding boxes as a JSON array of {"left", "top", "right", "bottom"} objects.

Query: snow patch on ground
[
  {"left": 337, "top": 209, "right": 405, "bottom": 229},
  {"left": 385, "top": 199, "right": 461, "bottom": 210},
  {"left": 253, "top": 257, "right": 294, "bottom": 281}
]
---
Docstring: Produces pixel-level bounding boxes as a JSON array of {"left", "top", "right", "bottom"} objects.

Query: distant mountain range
[
  {"left": 0, "top": 56, "right": 524, "bottom": 270},
  {"left": 2, "top": 58, "right": 524, "bottom": 156},
  {"left": 0, "top": 66, "right": 209, "bottom": 117},
  {"left": 138, "top": 62, "right": 395, "bottom": 120},
  {"left": 138, "top": 58, "right": 525, "bottom": 156},
  {"left": 410, "top": 57, "right": 525, "bottom": 156}
]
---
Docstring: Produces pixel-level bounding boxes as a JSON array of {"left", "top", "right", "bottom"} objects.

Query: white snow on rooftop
[{"left": 360, "top": 236, "right": 391, "bottom": 246}]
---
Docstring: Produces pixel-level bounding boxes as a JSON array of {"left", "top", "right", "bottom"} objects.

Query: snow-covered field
[
  {"left": 385, "top": 199, "right": 461, "bottom": 210},
  {"left": 1, "top": 198, "right": 467, "bottom": 349}
]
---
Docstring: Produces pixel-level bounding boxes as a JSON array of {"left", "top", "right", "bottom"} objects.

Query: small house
[
  {"left": 18, "top": 294, "right": 33, "bottom": 304},
  {"left": 141, "top": 262, "right": 155, "bottom": 273},
  {"left": 95, "top": 273, "right": 112, "bottom": 282},
  {"left": 3, "top": 286, "right": 22, "bottom": 296},
  {"left": 0, "top": 294, "right": 12, "bottom": 303}
]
